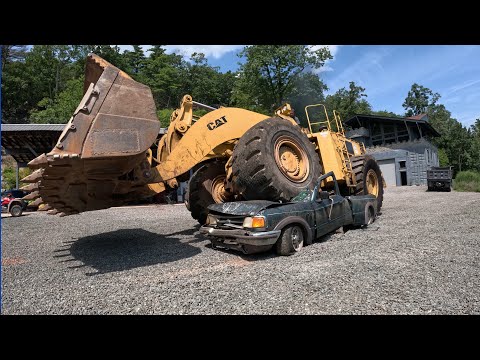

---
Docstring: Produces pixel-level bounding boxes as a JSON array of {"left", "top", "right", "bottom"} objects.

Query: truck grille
[{"left": 213, "top": 214, "right": 245, "bottom": 228}]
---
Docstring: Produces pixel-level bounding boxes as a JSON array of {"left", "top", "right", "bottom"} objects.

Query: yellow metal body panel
[
  {"left": 151, "top": 108, "right": 270, "bottom": 182},
  {"left": 309, "top": 130, "right": 365, "bottom": 187},
  {"left": 310, "top": 131, "right": 345, "bottom": 181}
]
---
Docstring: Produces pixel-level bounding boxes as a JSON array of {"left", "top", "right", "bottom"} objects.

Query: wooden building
[{"left": 344, "top": 114, "right": 441, "bottom": 186}]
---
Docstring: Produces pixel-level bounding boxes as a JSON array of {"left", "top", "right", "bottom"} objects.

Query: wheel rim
[
  {"left": 211, "top": 175, "right": 232, "bottom": 203},
  {"left": 366, "top": 169, "right": 379, "bottom": 197},
  {"left": 274, "top": 136, "right": 310, "bottom": 183},
  {"left": 11, "top": 206, "right": 21, "bottom": 216},
  {"left": 291, "top": 226, "right": 304, "bottom": 251}
]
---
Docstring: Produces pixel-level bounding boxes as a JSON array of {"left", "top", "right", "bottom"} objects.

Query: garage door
[{"left": 377, "top": 159, "right": 396, "bottom": 186}]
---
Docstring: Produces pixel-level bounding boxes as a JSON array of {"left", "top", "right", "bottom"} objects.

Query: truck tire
[
  {"left": 185, "top": 161, "right": 232, "bottom": 225},
  {"left": 276, "top": 224, "right": 304, "bottom": 256},
  {"left": 350, "top": 155, "right": 384, "bottom": 212},
  {"left": 9, "top": 204, "right": 23, "bottom": 217},
  {"left": 231, "top": 118, "right": 322, "bottom": 201}
]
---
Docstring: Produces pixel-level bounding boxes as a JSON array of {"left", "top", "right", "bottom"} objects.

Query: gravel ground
[{"left": 2, "top": 186, "right": 480, "bottom": 314}]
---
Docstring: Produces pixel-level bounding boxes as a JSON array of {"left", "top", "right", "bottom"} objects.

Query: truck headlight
[
  {"left": 243, "top": 216, "right": 265, "bottom": 228},
  {"left": 206, "top": 214, "right": 217, "bottom": 225}
]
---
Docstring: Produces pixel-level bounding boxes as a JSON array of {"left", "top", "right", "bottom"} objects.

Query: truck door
[{"left": 312, "top": 193, "right": 346, "bottom": 238}]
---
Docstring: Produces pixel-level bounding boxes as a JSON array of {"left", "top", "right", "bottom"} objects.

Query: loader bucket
[{"left": 24, "top": 54, "right": 161, "bottom": 215}]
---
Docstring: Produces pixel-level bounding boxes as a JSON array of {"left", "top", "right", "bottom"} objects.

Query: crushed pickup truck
[{"left": 200, "top": 171, "right": 377, "bottom": 256}]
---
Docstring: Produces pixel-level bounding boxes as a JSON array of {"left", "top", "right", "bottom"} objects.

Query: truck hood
[{"left": 208, "top": 200, "right": 288, "bottom": 216}]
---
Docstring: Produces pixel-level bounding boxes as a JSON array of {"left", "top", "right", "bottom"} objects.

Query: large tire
[
  {"left": 185, "top": 161, "right": 231, "bottom": 225},
  {"left": 276, "top": 225, "right": 304, "bottom": 256},
  {"left": 231, "top": 118, "right": 322, "bottom": 201},
  {"left": 350, "top": 155, "right": 384, "bottom": 212}
]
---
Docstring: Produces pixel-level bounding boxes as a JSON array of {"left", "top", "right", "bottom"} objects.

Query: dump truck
[
  {"left": 22, "top": 54, "right": 384, "bottom": 224},
  {"left": 427, "top": 166, "right": 452, "bottom": 191}
]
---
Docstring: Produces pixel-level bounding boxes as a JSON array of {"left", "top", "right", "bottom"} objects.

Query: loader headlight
[
  {"left": 206, "top": 214, "right": 217, "bottom": 225},
  {"left": 243, "top": 216, "right": 266, "bottom": 228}
]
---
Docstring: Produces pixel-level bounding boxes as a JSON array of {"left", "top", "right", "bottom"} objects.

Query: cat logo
[{"left": 207, "top": 116, "right": 228, "bottom": 130}]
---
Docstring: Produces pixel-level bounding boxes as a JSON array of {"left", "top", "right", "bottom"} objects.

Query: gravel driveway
[{"left": 2, "top": 186, "right": 480, "bottom": 314}]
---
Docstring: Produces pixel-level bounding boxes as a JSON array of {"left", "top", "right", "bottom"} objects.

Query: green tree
[
  {"left": 30, "top": 78, "right": 83, "bottom": 123},
  {"left": 372, "top": 110, "right": 401, "bottom": 117},
  {"left": 285, "top": 72, "right": 328, "bottom": 125},
  {"left": 427, "top": 103, "right": 474, "bottom": 172},
  {"left": 124, "top": 45, "right": 146, "bottom": 74},
  {"left": 437, "top": 148, "right": 450, "bottom": 166},
  {"left": 233, "top": 45, "right": 332, "bottom": 111},
  {"left": 89, "top": 45, "right": 126, "bottom": 69},
  {"left": 1, "top": 45, "right": 28, "bottom": 71},
  {"left": 179, "top": 52, "right": 236, "bottom": 107},
  {"left": 1, "top": 53, "right": 30, "bottom": 122},
  {"left": 140, "top": 47, "right": 185, "bottom": 108},
  {"left": 324, "top": 81, "right": 372, "bottom": 121},
  {"left": 467, "top": 119, "right": 480, "bottom": 172},
  {"left": 402, "top": 83, "right": 440, "bottom": 116}
]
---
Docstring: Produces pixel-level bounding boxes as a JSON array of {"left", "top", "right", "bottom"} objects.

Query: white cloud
[
  {"left": 317, "top": 65, "right": 334, "bottom": 73},
  {"left": 446, "top": 79, "right": 480, "bottom": 95},
  {"left": 163, "top": 45, "right": 244, "bottom": 59}
]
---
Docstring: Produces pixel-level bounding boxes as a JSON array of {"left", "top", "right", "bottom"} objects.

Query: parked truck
[
  {"left": 22, "top": 54, "right": 385, "bottom": 223},
  {"left": 427, "top": 166, "right": 452, "bottom": 191}
]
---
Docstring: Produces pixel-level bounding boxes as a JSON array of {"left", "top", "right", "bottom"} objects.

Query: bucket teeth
[
  {"left": 28, "top": 153, "right": 49, "bottom": 169},
  {"left": 47, "top": 209, "right": 59, "bottom": 215},
  {"left": 20, "top": 182, "right": 40, "bottom": 192},
  {"left": 28, "top": 197, "right": 44, "bottom": 207},
  {"left": 22, "top": 169, "right": 44, "bottom": 183},
  {"left": 57, "top": 212, "right": 67, "bottom": 217},
  {"left": 23, "top": 191, "right": 40, "bottom": 200}
]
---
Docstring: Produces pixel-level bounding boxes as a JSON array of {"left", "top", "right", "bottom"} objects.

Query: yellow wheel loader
[{"left": 23, "top": 54, "right": 384, "bottom": 222}]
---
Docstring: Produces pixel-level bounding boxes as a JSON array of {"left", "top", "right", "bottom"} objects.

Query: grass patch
[{"left": 453, "top": 171, "right": 480, "bottom": 192}]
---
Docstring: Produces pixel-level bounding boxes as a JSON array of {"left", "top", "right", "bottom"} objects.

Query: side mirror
[{"left": 319, "top": 191, "right": 330, "bottom": 200}]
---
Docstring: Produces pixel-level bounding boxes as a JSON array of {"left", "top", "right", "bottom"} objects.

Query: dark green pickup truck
[{"left": 200, "top": 171, "right": 377, "bottom": 256}]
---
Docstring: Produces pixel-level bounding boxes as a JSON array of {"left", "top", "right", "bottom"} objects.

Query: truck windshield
[{"left": 291, "top": 189, "right": 312, "bottom": 202}]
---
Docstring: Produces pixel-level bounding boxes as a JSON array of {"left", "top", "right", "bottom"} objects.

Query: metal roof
[
  {"left": 1, "top": 123, "right": 168, "bottom": 164},
  {"left": 1, "top": 124, "right": 66, "bottom": 132},
  {"left": 406, "top": 114, "right": 428, "bottom": 120},
  {"left": 344, "top": 114, "right": 441, "bottom": 137}
]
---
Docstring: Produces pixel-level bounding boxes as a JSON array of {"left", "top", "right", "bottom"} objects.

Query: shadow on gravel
[{"left": 59, "top": 228, "right": 201, "bottom": 276}]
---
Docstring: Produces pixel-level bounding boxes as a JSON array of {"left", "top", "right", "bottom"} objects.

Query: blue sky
[{"left": 120, "top": 45, "right": 480, "bottom": 127}]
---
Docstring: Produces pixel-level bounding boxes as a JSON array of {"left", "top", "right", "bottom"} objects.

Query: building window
[{"left": 399, "top": 161, "right": 406, "bottom": 169}]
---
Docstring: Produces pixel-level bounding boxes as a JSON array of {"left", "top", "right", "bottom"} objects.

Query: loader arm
[{"left": 149, "top": 107, "right": 270, "bottom": 184}]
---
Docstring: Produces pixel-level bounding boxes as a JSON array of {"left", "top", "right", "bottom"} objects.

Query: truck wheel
[
  {"left": 231, "top": 118, "right": 322, "bottom": 201},
  {"left": 9, "top": 204, "right": 23, "bottom": 217},
  {"left": 186, "top": 161, "right": 233, "bottom": 225},
  {"left": 276, "top": 225, "right": 304, "bottom": 256},
  {"left": 350, "top": 155, "right": 384, "bottom": 212}
]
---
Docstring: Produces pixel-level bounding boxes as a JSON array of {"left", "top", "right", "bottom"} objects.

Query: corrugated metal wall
[{"left": 408, "top": 146, "right": 439, "bottom": 185}]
